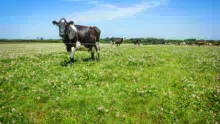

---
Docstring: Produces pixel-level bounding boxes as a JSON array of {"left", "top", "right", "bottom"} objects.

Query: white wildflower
[
  {"left": 170, "top": 111, "right": 174, "bottom": 115},
  {"left": 163, "top": 92, "right": 167, "bottom": 96},
  {"left": 12, "top": 108, "right": 16, "bottom": 112},
  {"left": 168, "top": 91, "right": 172, "bottom": 95},
  {"left": 98, "top": 106, "right": 105, "bottom": 112},
  {"left": 56, "top": 97, "right": 59, "bottom": 101},
  {"left": 116, "top": 112, "right": 120, "bottom": 117},
  {"left": 191, "top": 94, "right": 196, "bottom": 98},
  {"left": 37, "top": 96, "right": 40, "bottom": 100},
  {"left": 12, "top": 120, "right": 16, "bottom": 124},
  {"left": 106, "top": 84, "right": 109, "bottom": 88}
]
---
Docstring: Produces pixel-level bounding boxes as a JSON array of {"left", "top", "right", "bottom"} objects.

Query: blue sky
[{"left": 0, "top": 0, "right": 219, "bottom": 40}]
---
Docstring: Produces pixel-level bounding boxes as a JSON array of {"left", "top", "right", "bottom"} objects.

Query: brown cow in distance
[{"left": 195, "top": 41, "right": 207, "bottom": 47}]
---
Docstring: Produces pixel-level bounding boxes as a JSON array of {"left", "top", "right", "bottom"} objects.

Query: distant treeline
[
  {"left": 0, "top": 38, "right": 220, "bottom": 45},
  {"left": 0, "top": 39, "right": 62, "bottom": 43},
  {"left": 101, "top": 38, "right": 220, "bottom": 46}
]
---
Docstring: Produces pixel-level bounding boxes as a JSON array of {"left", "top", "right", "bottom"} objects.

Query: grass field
[{"left": 0, "top": 43, "right": 219, "bottom": 123}]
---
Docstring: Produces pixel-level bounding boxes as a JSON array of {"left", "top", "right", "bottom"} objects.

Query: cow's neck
[{"left": 69, "top": 24, "right": 77, "bottom": 32}]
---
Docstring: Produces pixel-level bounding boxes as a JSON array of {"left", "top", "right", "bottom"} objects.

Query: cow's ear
[
  {"left": 52, "top": 21, "right": 58, "bottom": 25},
  {"left": 68, "top": 21, "right": 74, "bottom": 25}
]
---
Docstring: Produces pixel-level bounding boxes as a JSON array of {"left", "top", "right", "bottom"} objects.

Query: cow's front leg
[{"left": 68, "top": 46, "right": 76, "bottom": 66}]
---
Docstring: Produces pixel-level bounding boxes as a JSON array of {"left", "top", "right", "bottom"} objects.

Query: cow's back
[
  {"left": 75, "top": 25, "right": 101, "bottom": 45},
  {"left": 91, "top": 26, "right": 101, "bottom": 42}
]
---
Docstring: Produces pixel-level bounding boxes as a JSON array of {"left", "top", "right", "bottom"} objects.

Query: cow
[
  {"left": 110, "top": 37, "right": 124, "bottom": 46},
  {"left": 187, "top": 42, "right": 194, "bottom": 45},
  {"left": 104, "top": 37, "right": 111, "bottom": 43},
  {"left": 180, "top": 42, "right": 186, "bottom": 45},
  {"left": 195, "top": 41, "right": 206, "bottom": 47},
  {"left": 130, "top": 38, "right": 140, "bottom": 47},
  {"left": 52, "top": 18, "right": 101, "bottom": 66}
]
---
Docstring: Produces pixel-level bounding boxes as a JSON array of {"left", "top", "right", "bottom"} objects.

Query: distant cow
[
  {"left": 187, "top": 42, "right": 194, "bottom": 45},
  {"left": 195, "top": 41, "right": 206, "bottom": 47},
  {"left": 52, "top": 18, "right": 101, "bottom": 65},
  {"left": 130, "top": 38, "right": 140, "bottom": 47},
  {"left": 181, "top": 42, "right": 186, "bottom": 45},
  {"left": 110, "top": 37, "right": 124, "bottom": 46}
]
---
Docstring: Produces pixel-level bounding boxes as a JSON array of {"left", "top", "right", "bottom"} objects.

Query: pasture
[{"left": 0, "top": 43, "right": 219, "bottom": 123}]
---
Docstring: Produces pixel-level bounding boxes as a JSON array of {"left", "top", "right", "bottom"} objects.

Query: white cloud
[
  {"left": 63, "top": 0, "right": 81, "bottom": 1},
  {"left": 63, "top": 0, "right": 96, "bottom": 3},
  {"left": 66, "top": 1, "right": 162, "bottom": 23},
  {"left": 87, "top": 1, "right": 99, "bottom": 4}
]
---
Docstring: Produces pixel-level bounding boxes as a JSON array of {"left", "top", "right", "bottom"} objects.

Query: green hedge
[
  {"left": 0, "top": 39, "right": 62, "bottom": 43},
  {"left": 0, "top": 38, "right": 219, "bottom": 45}
]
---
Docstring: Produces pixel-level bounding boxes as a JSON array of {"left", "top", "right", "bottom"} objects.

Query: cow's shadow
[
  {"left": 60, "top": 60, "right": 77, "bottom": 67},
  {"left": 60, "top": 57, "right": 97, "bottom": 67},
  {"left": 82, "top": 57, "right": 96, "bottom": 62}
]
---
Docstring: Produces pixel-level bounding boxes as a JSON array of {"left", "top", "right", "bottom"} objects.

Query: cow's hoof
[
  {"left": 62, "top": 60, "right": 74, "bottom": 67},
  {"left": 69, "top": 62, "right": 73, "bottom": 66},
  {"left": 61, "top": 60, "right": 68, "bottom": 67}
]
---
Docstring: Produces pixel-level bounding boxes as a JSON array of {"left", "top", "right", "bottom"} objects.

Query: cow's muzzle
[{"left": 59, "top": 33, "right": 65, "bottom": 37}]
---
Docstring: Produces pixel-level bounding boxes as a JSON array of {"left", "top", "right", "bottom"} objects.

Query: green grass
[{"left": 0, "top": 43, "right": 219, "bottom": 123}]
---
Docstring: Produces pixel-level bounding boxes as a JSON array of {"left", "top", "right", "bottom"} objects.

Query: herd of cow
[
  {"left": 104, "top": 37, "right": 140, "bottom": 46},
  {"left": 186, "top": 41, "right": 212, "bottom": 46},
  {"left": 52, "top": 18, "right": 218, "bottom": 66}
]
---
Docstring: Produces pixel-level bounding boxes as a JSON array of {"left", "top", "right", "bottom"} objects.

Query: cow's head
[{"left": 52, "top": 18, "right": 74, "bottom": 37}]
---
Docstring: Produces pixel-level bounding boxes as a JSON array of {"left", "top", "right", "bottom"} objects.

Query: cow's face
[{"left": 52, "top": 18, "right": 74, "bottom": 37}]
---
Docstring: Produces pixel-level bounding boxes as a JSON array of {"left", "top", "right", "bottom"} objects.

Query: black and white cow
[
  {"left": 130, "top": 38, "right": 140, "bottom": 47},
  {"left": 52, "top": 18, "right": 101, "bottom": 65},
  {"left": 110, "top": 37, "right": 124, "bottom": 46}
]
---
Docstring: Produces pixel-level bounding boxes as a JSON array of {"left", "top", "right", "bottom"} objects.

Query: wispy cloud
[
  {"left": 63, "top": 0, "right": 82, "bottom": 2},
  {"left": 63, "top": 0, "right": 96, "bottom": 3},
  {"left": 66, "top": 1, "right": 164, "bottom": 23},
  {"left": 87, "top": 1, "right": 99, "bottom": 4}
]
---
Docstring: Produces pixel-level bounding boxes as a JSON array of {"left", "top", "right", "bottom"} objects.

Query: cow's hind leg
[
  {"left": 111, "top": 41, "right": 114, "bottom": 46},
  {"left": 91, "top": 46, "right": 95, "bottom": 60},
  {"left": 96, "top": 42, "right": 100, "bottom": 61}
]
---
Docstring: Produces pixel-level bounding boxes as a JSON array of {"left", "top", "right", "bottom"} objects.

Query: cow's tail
[
  {"left": 93, "top": 27, "right": 101, "bottom": 61},
  {"left": 93, "top": 26, "right": 101, "bottom": 42},
  {"left": 92, "top": 26, "right": 101, "bottom": 52}
]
